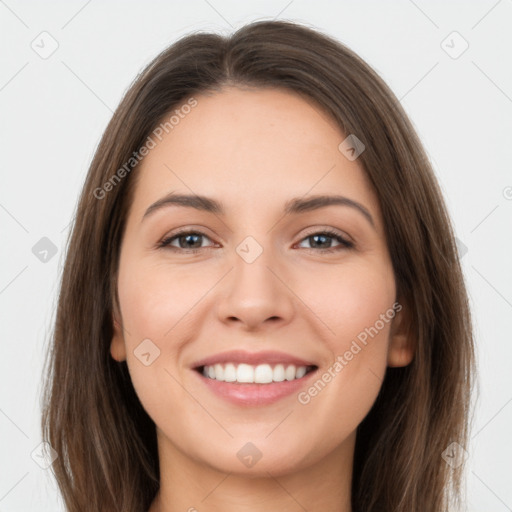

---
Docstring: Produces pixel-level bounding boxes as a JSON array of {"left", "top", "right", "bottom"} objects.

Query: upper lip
[{"left": 191, "top": 350, "right": 318, "bottom": 369}]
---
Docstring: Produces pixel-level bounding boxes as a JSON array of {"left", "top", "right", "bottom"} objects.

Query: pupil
[
  {"left": 182, "top": 234, "right": 201, "bottom": 248},
  {"left": 312, "top": 234, "right": 330, "bottom": 248}
]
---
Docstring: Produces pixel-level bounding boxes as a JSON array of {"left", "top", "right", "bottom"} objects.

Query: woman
[{"left": 41, "top": 19, "right": 476, "bottom": 512}]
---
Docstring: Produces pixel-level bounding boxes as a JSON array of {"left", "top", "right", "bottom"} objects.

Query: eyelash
[{"left": 157, "top": 228, "right": 354, "bottom": 254}]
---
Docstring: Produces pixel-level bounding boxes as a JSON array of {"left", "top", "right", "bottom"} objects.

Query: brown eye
[
  {"left": 158, "top": 231, "right": 214, "bottom": 252},
  {"left": 297, "top": 230, "right": 353, "bottom": 253}
]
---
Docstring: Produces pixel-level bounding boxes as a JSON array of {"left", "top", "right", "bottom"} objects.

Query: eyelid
[{"left": 299, "top": 226, "right": 353, "bottom": 243}]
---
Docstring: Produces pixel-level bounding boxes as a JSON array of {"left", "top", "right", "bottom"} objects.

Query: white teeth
[
  {"left": 224, "top": 363, "right": 236, "bottom": 382},
  {"left": 236, "top": 363, "right": 254, "bottom": 383},
  {"left": 254, "top": 364, "right": 273, "bottom": 383},
  {"left": 285, "top": 364, "right": 296, "bottom": 381},
  {"left": 273, "top": 364, "right": 285, "bottom": 382},
  {"left": 201, "top": 363, "right": 312, "bottom": 384},
  {"left": 295, "top": 366, "right": 307, "bottom": 379},
  {"left": 214, "top": 363, "right": 224, "bottom": 380}
]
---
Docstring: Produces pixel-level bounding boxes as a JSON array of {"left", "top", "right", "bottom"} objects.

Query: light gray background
[{"left": 1, "top": 1, "right": 511, "bottom": 510}]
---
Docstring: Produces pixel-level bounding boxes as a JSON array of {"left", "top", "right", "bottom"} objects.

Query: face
[{"left": 110, "top": 86, "right": 413, "bottom": 477}]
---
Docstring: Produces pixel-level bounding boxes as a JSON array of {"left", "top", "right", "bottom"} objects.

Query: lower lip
[{"left": 193, "top": 368, "right": 318, "bottom": 406}]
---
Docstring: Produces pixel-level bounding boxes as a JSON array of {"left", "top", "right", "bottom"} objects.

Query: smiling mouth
[{"left": 194, "top": 363, "right": 318, "bottom": 384}]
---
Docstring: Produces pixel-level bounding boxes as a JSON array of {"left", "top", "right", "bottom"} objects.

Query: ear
[
  {"left": 110, "top": 302, "right": 127, "bottom": 362},
  {"left": 387, "top": 301, "right": 415, "bottom": 367}
]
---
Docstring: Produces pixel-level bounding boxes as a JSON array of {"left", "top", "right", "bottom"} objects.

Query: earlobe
[
  {"left": 387, "top": 304, "right": 415, "bottom": 368},
  {"left": 110, "top": 311, "right": 127, "bottom": 362},
  {"left": 387, "top": 337, "right": 415, "bottom": 367}
]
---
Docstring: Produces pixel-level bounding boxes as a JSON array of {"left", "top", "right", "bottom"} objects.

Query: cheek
[
  {"left": 116, "top": 259, "right": 208, "bottom": 409},
  {"left": 295, "top": 261, "right": 395, "bottom": 408},
  {"left": 118, "top": 259, "right": 209, "bottom": 341},
  {"left": 300, "top": 259, "right": 395, "bottom": 346}
]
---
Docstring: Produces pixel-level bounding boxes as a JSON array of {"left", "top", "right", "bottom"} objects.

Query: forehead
[{"left": 128, "top": 86, "right": 381, "bottom": 226}]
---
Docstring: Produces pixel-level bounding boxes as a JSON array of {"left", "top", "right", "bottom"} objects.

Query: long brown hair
[{"left": 41, "top": 20, "right": 476, "bottom": 512}]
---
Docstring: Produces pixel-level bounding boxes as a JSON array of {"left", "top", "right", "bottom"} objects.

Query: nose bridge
[
  {"left": 215, "top": 233, "right": 295, "bottom": 328},
  {"left": 236, "top": 236, "right": 276, "bottom": 290}
]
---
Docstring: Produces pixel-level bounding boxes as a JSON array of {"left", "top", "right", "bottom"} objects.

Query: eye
[
  {"left": 296, "top": 229, "right": 353, "bottom": 253},
  {"left": 158, "top": 230, "right": 215, "bottom": 253},
  {"left": 157, "top": 228, "right": 354, "bottom": 254}
]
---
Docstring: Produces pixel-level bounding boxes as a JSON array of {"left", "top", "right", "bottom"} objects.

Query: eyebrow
[{"left": 142, "top": 192, "right": 375, "bottom": 228}]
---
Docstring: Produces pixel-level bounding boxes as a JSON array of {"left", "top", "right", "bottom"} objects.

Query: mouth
[
  {"left": 190, "top": 350, "right": 319, "bottom": 406},
  {"left": 194, "top": 363, "right": 318, "bottom": 384}
]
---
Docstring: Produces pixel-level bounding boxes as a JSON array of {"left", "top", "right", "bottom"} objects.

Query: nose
[{"left": 216, "top": 244, "right": 295, "bottom": 331}]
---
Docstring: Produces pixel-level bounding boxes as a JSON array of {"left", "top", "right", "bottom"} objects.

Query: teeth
[
  {"left": 273, "top": 364, "right": 285, "bottom": 382},
  {"left": 237, "top": 363, "right": 255, "bottom": 383},
  {"left": 201, "top": 363, "right": 312, "bottom": 383},
  {"left": 224, "top": 363, "right": 236, "bottom": 382},
  {"left": 296, "top": 366, "right": 307, "bottom": 379},
  {"left": 285, "top": 364, "right": 296, "bottom": 381}
]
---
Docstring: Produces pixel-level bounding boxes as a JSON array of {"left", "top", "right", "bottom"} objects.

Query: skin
[{"left": 110, "top": 86, "right": 414, "bottom": 512}]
